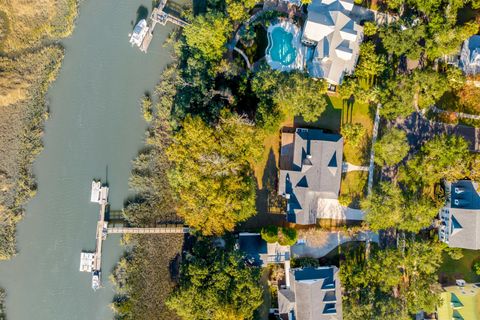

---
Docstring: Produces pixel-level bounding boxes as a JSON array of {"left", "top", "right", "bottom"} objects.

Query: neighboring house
[
  {"left": 278, "top": 266, "right": 343, "bottom": 320},
  {"left": 302, "top": 0, "right": 363, "bottom": 84},
  {"left": 460, "top": 35, "right": 480, "bottom": 76},
  {"left": 437, "top": 281, "right": 480, "bottom": 320},
  {"left": 439, "top": 180, "right": 480, "bottom": 250},
  {"left": 278, "top": 128, "right": 344, "bottom": 225},
  {"left": 237, "top": 233, "right": 291, "bottom": 267}
]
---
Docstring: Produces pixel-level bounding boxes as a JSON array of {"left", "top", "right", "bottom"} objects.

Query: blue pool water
[{"left": 268, "top": 27, "right": 297, "bottom": 66}]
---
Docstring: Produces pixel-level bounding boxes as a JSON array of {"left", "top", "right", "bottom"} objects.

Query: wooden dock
[
  {"left": 81, "top": 181, "right": 190, "bottom": 290},
  {"left": 139, "top": 0, "right": 188, "bottom": 53},
  {"left": 92, "top": 202, "right": 107, "bottom": 272},
  {"left": 107, "top": 226, "right": 189, "bottom": 234}
]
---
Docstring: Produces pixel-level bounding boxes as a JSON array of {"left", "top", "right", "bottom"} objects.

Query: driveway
[{"left": 291, "top": 230, "right": 379, "bottom": 258}]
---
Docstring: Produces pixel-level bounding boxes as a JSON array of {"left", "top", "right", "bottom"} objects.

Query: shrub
[
  {"left": 363, "top": 22, "right": 378, "bottom": 36},
  {"left": 338, "top": 194, "right": 351, "bottom": 207},
  {"left": 473, "top": 261, "right": 480, "bottom": 276},
  {"left": 342, "top": 123, "right": 366, "bottom": 147},
  {"left": 291, "top": 257, "right": 319, "bottom": 268},
  {"left": 278, "top": 227, "right": 297, "bottom": 246},
  {"left": 141, "top": 95, "right": 153, "bottom": 122},
  {"left": 445, "top": 247, "right": 464, "bottom": 261},
  {"left": 261, "top": 226, "right": 279, "bottom": 243}
]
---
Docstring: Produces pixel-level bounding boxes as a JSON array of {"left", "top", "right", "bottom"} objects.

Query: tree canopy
[
  {"left": 400, "top": 134, "right": 472, "bottom": 194},
  {"left": 342, "top": 123, "right": 367, "bottom": 147},
  {"left": 274, "top": 72, "right": 328, "bottom": 122},
  {"left": 167, "top": 112, "right": 262, "bottom": 235},
  {"left": 166, "top": 238, "right": 263, "bottom": 320},
  {"left": 355, "top": 41, "right": 386, "bottom": 85},
  {"left": 361, "top": 182, "right": 438, "bottom": 232},
  {"left": 341, "top": 241, "right": 444, "bottom": 320},
  {"left": 426, "top": 21, "right": 479, "bottom": 59},
  {"left": 412, "top": 69, "right": 449, "bottom": 109},
  {"left": 374, "top": 128, "right": 410, "bottom": 166},
  {"left": 379, "top": 69, "right": 450, "bottom": 119},
  {"left": 226, "top": 0, "right": 256, "bottom": 22},
  {"left": 252, "top": 69, "right": 328, "bottom": 131},
  {"left": 379, "top": 75, "right": 415, "bottom": 119},
  {"left": 183, "top": 13, "right": 232, "bottom": 62},
  {"left": 380, "top": 22, "right": 426, "bottom": 60}
]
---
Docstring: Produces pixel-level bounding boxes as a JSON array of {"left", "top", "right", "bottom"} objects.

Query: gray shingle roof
[
  {"left": 278, "top": 128, "right": 343, "bottom": 224},
  {"left": 278, "top": 266, "right": 343, "bottom": 320},
  {"left": 447, "top": 180, "right": 480, "bottom": 250}
]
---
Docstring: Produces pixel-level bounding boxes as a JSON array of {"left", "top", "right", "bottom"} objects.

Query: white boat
[
  {"left": 92, "top": 270, "right": 101, "bottom": 291},
  {"left": 129, "top": 19, "right": 149, "bottom": 47},
  {"left": 91, "top": 180, "right": 109, "bottom": 204},
  {"left": 90, "top": 181, "right": 101, "bottom": 203}
]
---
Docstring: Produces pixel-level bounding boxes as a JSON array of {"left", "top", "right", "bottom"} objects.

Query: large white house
[
  {"left": 439, "top": 180, "right": 480, "bottom": 250},
  {"left": 460, "top": 35, "right": 480, "bottom": 76},
  {"left": 303, "top": 0, "right": 363, "bottom": 85}
]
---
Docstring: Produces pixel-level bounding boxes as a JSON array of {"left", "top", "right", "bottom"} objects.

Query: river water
[{"left": 0, "top": 1, "right": 174, "bottom": 319}]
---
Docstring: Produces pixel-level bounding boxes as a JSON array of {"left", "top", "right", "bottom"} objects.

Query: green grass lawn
[
  {"left": 439, "top": 249, "right": 480, "bottom": 285},
  {"left": 339, "top": 171, "right": 368, "bottom": 209},
  {"left": 295, "top": 95, "right": 373, "bottom": 165},
  {"left": 294, "top": 95, "right": 373, "bottom": 133}
]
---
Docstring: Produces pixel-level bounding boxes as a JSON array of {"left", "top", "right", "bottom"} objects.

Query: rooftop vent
[{"left": 455, "top": 187, "right": 465, "bottom": 194}]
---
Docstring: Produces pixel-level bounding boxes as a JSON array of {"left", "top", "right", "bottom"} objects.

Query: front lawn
[
  {"left": 438, "top": 249, "right": 480, "bottom": 285},
  {"left": 339, "top": 171, "right": 368, "bottom": 209}
]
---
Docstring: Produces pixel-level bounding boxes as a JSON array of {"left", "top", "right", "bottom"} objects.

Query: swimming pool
[
  {"left": 268, "top": 27, "right": 297, "bottom": 66},
  {"left": 265, "top": 21, "right": 303, "bottom": 72}
]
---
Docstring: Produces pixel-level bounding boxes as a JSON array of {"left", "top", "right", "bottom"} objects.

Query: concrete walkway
[
  {"left": 291, "top": 231, "right": 379, "bottom": 258},
  {"left": 431, "top": 105, "right": 480, "bottom": 121},
  {"left": 342, "top": 161, "right": 369, "bottom": 173},
  {"left": 233, "top": 47, "right": 252, "bottom": 69}
]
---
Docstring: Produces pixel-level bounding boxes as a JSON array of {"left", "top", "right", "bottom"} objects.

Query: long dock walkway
[
  {"left": 107, "top": 226, "right": 190, "bottom": 234},
  {"left": 92, "top": 203, "right": 107, "bottom": 272}
]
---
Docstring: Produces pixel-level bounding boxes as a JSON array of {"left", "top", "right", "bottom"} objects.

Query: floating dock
[{"left": 79, "top": 252, "right": 95, "bottom": 272}]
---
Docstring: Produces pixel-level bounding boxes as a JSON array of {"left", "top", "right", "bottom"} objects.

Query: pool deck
[{"left": 266, "top": 20, "right": 305, "bottom": 72}]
